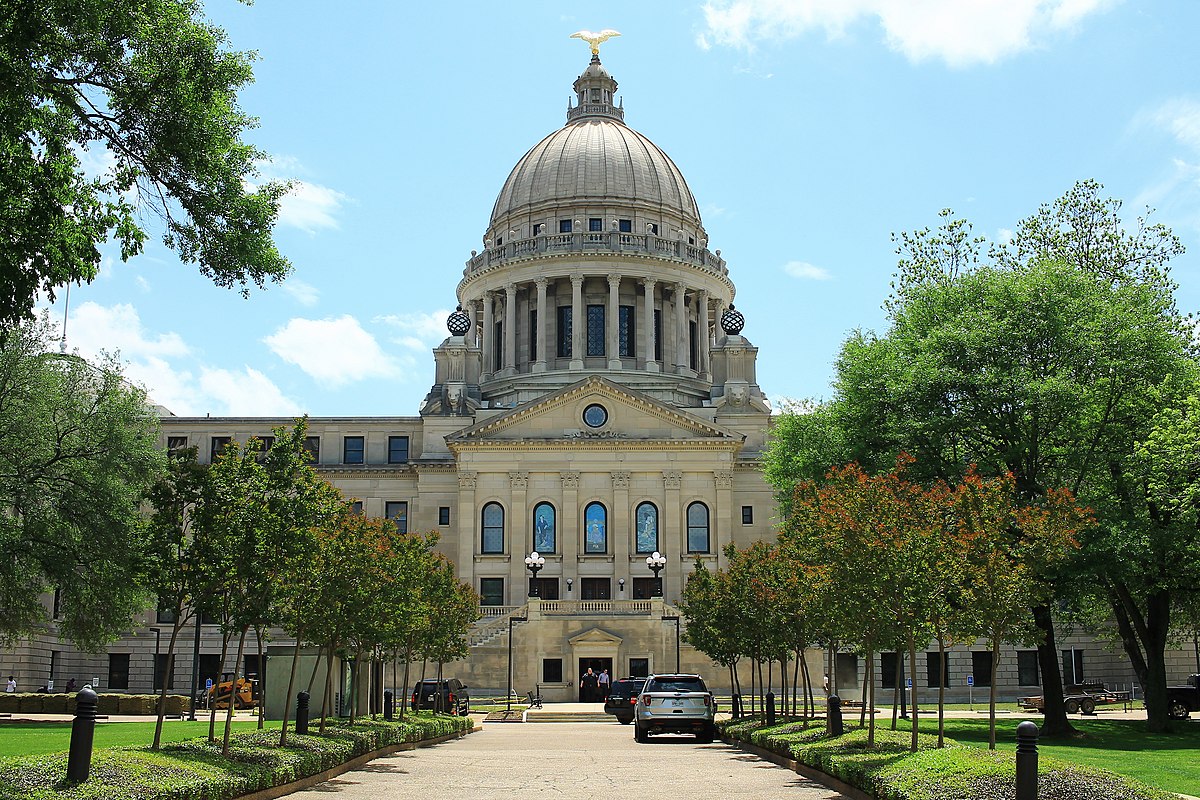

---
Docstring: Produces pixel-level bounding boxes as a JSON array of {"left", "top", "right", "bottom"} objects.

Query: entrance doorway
[
  {"left": 580, "top": 577, "right": 611, "bottom": 600},
  {"left": 578, "top": 657, "right": 613, "bottom": 702}
]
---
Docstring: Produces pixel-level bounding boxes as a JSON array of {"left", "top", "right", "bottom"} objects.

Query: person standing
[
  {"left": 580, "top": 667, "right": 598, "bottom": 702},
  {"left": 5, "top": 675, "right": 15, "bottom": 693},
  {"left": 598, "top": 668, "right": 610, "bottom": 700}
]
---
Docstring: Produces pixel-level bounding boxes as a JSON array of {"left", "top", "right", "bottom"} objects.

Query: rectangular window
[
  {"left": 543, "top": 658, "right": 564, "bottom": 683},
  {"left": 653, "top": 310, "right": 662, "bottom": 362},
  {"left": 385, "top": 501, "right": 408, "bottom": 534},
  {"left": 167, "top": 436, "right": 188, "bottom": 457},
  {"left": 495, "top": 236, "right": 503, "bottom": 246},
  {"left": 880, "top": 652, "right": 898, "bottom": 689},
  {"left": 533, "top": 577, "right": 559, "bottom": 600},
  {"left": 253, "top": 435, "right": 274, "bottom": 462},
  {"left": 439, "top": 506, "right": 451, "bottom": 526},
  {"left": 632, "top": 577, "right": 658, "bottom": 600},
  {"left": 200, "top": 608, "right": 219, "bottom": 625},
  {"left": 53, "top": 588, "right": 61, "bottom": 619},
  {"left": 589, "top": 217, "right": 603, "bottom": 232},
  {"left": 618, "top": 219, "right": 632, "bottom": 233},
  {"left": 480, "top": 578, "right": 504, "bottom": 606},
  {"left": 154, "top": 653, "right": 174, "bottom": 690},
  {"left": 648, "top": 223, "right": 659, "bottom": 236},
  {"left": 210, "top": 436, "right": 231, "bottom": 462},
  {"left": 50, "top": 650, "right": 59, "bottom": 686},
  {"left": 303, "top": 436, "right": 320, "bottom": 464},
  {"left": 580, "top": 578, "right": 611, "bottom": 600},
  {"left": 493, "top": 320, "right": 503, "bottom": 368},
  {"left": 618, "top": 305, "right": 635, "bottom": 357},
  {"left": 557, "top": 307, "right": 573, "bottom": 358},
  {"left": 689, "top": 320, "right": 698, "bottom": 368},
  {"left": 835, "top": 653, "right": 858, "bottom": 689},
  {"left": 586, "top": 305, "right": 605, "bottom": 357},
  {"left": 529, "top": 309, "right": 537, "bottom": 361},
  {"left": 1018, "top": 651, "right": 1040, "bottom": 686},
  {"left": 156, "top": 603, "right": 177, "bottom": 624},
  {"left": 559, "top": 219, "right": 572, "bottom": 233},
  {"left": 629, "top": 658, "right": 650, "bottom": 678},
  {"left": 343, "top": 436, "right": 364, "bottom": 464},
  {"left": 741, "top": 506, "right": 753, "bottom": 525},
  {"left": 925, "top": 652, "right": 950, "bottom": 688},
  {"left": 198, "top": 654, "right": 221, "bottom": 691},
  {"left": 971, "top": 651, "right": 993, "bottom": 687},
  {"left": 350, "top": 501, "right": 363, "bottom": 515},
  {"left": 108, "top": 653, "right": 130, "bottom": 690},
  {"left": 1062, "top": 649, "right": 1085, "bottom": 686},
  {"left": 388, "top": 436, "right": 409, "bottom": 464}
]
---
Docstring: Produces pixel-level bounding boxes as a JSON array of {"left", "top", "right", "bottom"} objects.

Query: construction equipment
[{"left": 207, "top": 677, "right": 256, "bottom": 710}]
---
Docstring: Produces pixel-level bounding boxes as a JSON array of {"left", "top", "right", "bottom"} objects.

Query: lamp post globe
[
  {"left": 645, "top": 550, "right": 666, "bottom": 597},
  {"left": 524, "top": 551, "right": 546, "bottom": 597}
]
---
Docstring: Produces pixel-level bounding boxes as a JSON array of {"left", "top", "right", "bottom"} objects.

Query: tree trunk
[
  {"left": 208, "top": 629, "right": 230, "bottom": 743},
  {"left": 860, "top": 646, "right": 870, "bottom": 728},
  {"left": 401, "top": 646, "right": 412, "bottom": 719},
  {"left": 1032, "top": 604, "right": 1076, "bottom": 737},
  {"left": 936, "top": 638, "right": 946, "bottom": 748},
  {"left": 255, "top": 626, "right": 265, "bottom": 729},
  {"left": 908, "top": 640, "right": 919, "bottom": 753},
  {"left": 306, "top": 644, "right": 323, "bottom": 693},
  {"left": 1110, "top": 583, "right": 1173, "bottom": 732},
  {"left": 866, "top": 649, "right": 876, "bottom": 745},
  {"left": 279, "top": 624, "right": 304, "bottom": 746},
  {"left": 989, "top": 637, "right": 1000, "bottom": 750},
  {"left": 221, "top": 626, "right": 248, "bottom": 758},
  {"left": 792, "top": 647, "right": 802, "bottom": 717},
  {"left": 892, "top": 650, "right": 901, "bottom": 730},
  {"left": 152, "top": 616, "right": 185, "bottom": 749},
  {"left": 319, "top": 639, "right": 335, "bottom": 733}
]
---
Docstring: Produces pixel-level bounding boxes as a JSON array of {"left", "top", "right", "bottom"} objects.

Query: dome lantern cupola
[{"left": 568, "top": 54, "right": 624, "bottom": 123}]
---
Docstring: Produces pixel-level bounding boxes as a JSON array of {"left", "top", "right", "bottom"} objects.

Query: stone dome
[{"left": 490, "top": 119, "right": 702, "bottom": 229}]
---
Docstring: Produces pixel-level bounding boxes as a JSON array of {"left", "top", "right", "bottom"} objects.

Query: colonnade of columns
[{"left": 464, "top": 275, "right": 718, "bottom": 382}]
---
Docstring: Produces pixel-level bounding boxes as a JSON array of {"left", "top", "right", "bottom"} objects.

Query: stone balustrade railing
[
  {"left": 539, "top": 599, "right": 654, "bottom": 615},
  {"left": 464, "top": 232, "right": 727, "bottom": 276}
]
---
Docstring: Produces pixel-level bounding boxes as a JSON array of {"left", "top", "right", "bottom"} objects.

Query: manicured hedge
[
  {"left": 719, "top": 719, "right": 1175, "bottom": 800},
  {"left": 0, "top": 693, "right": 191, "bottom": 716},
  {"left": 0, "top": 713, "right": 473, "bottom": 800}
]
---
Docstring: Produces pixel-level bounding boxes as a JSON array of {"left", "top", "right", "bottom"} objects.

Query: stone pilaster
[
  {"left": 607, "top": 274, "right": 622, "bottom": 369},
  {"left": 509, "top": 471, "right": 529, "bottom": 596},
  {"left": 642, "top": 278, "right": 658, "bottom": 372},
  {"left": 503, "top": 283, "right": 517, "bottom": 376},
  {"left": 663, "top": 470, "right": 682, "bottom": 600},
  {"left": 570, "top": 274, "right": 584, "bottom": 370},
  {"left": 534, "top": 277, "right": 548, "bottom": 373},
  {"left": 456, "top": 471, "right": 477, "bottom": 585},
  {"left": 562, "top": 470, "right": 580, "bottom": 568}
]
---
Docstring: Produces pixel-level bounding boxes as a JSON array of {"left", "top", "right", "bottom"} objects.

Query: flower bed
[
  {"left": 0, "top": 713, "right": 473, "bottom": 800},
  {"left": 718, "top": 718, "right": 1176, "bottom": 800}
]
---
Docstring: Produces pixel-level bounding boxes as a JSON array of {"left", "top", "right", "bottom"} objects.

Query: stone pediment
[
  {"left": 446, "top": 376, "right": 744, "bottom": 451},
  {"left": 568, "top": 626, "right": 623, "bottom": 646}
]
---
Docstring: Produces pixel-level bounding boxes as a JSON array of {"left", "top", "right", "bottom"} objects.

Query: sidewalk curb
[
  {"left": 721, "top": 736, "right": 871, "bottom": 800},
  {"left": 235, "top": 726, "right": 477, "bottom": 800}
]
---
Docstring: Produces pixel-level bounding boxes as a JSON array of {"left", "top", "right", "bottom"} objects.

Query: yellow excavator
[{"left": 207, "top": 676, "right": 257, "bottom": 710}]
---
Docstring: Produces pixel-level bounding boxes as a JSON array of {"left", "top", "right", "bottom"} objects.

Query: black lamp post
[
  {"left": 645, "top": 551, "right": 666, "bottom": 597},
  {"left": 524, "top": 551, "right": 546, "bottom": 597}
]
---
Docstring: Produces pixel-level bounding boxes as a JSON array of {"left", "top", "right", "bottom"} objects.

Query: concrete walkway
[{"left": 287, "top": 721, "right": 850, "bottom": 799}]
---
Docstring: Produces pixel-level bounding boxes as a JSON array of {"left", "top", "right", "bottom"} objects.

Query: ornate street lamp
[
  {"left": 645, "top": 550, "right": 666, "bottom": 597},
  {"left": 524, "top": 551, "right": 546, "bottom": 597}
]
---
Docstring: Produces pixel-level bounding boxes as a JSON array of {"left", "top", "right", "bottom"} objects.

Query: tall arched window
[
  {"left": 584, "top": 502, "right": 607, "bottom": 554},
  {"left": 481, "top": 502, "right": 505, "bottom": 554},
  {"left": 635, "top": 502, "right": 659, "bottom": 554},
  {"left": 533, "top": 502, "right": 556, "bottom": 553},
  {"left": 687, "top": 502, "right": 710, "bottom": 553}
]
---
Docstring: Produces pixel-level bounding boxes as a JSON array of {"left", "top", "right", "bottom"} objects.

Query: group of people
[
  {"left": 579, "top": 667, "right": 611, "bottom": 702},
  {"left": 4, "top": 676, "right": 78, "bottom": 693}
]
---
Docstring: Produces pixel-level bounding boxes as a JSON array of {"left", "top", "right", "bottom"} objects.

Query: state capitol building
[{"left": 4, "top": 47, "right": 1169, "bottom": 711}]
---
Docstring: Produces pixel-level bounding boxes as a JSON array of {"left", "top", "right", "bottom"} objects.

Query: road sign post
[{"left": 967, "top": 675, "right": 974, "bottom": 711}]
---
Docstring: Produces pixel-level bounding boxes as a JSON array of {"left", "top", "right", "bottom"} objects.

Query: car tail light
[
  {"left": 629, "top": 696, "right": 637, "bottom": 705},
  {"left": 639, "top": 694, "right": 651, "bottom": 705},
  {"left": 449, "top": 693, "right": 455, "bottom": 704},
  {"left": 703, "top": 695, "right": 712, "bottom": 707}
]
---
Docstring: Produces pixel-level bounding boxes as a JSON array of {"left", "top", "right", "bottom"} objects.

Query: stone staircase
[{"left": 468, "top": 605, "right": 526, "bottom": 647}]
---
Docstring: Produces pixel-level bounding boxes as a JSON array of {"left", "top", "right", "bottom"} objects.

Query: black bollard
[
  {"left": 767, "top": 691, "right": 776, "bottom": 725},
  {"left": 384, "top": 690, "right": 394, "bottom": 721},
  {"left": 827, "top": 694, "right": 844, "bottom": 736},
  {"left": 731, "top": 692, "right": 741, "bottom": 720},
  {"left": 66, "top": 687, "right": 98, "bottom": 784},
  {"left": 1016, "top": 720, "right": 1039, "bottom": 800},
  {"left": 295, "top": 691, "right": 310, "bottom": 736}
]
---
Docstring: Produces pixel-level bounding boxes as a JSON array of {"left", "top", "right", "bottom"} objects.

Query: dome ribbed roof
[{"left": 489, "top": 117, "right": 703, "bottom": 228}]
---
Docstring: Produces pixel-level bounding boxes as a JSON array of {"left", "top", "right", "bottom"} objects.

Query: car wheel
[
  {"left": 635, "top": 723, "right": 648, "bottom": 743},
  {"left": 1169, "top": 700, "right": 1190, "bottom": 720},
  {"left": 1065, "top": 699, "right": 1080, "bottom": 714},
  {"left": 697, "top": 726, "right": 714, "bottom": 744},
  {"left": 1080, "top": 698, "right": 1096, "bottom": 715},
  {"left": 619, "top": 717, "right": 632, "bottom": 725}
]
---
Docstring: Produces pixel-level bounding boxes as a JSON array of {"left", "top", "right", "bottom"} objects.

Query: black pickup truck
[{"left": 1167, "top": 674, "right": 1200, "bottom": 719}]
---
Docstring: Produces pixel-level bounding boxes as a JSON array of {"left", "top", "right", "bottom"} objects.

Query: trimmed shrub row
[
  {"left": 0, "top": 693, "right": 190, "bottom": 715},
  {"left": 718, "top": 718, "right": 1176, "bottom": 800},
  {"left": 0, "top": 712, "right": 473, "bottom": 800}
]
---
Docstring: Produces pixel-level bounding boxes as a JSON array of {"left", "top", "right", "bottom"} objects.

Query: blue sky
[{"left": 46, "top": 0, "right": 1200, "bottom": 417}]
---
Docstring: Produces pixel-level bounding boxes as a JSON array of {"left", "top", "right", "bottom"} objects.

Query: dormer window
[
  {"left": 496, "top": 236, "right": 503, "bottom": 246},
  {"left": 589, "top": 218, "right": 603, "bottom": 232},
  {"left": 560, "top": 219, "right": 573, "bottom": 233},
  {"left": 618, "top": 219, "right": 632, "bottom": 233}
]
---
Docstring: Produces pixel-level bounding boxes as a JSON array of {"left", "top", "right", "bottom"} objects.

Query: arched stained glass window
[
  {"left": 584, "top": 502, "right": 607, "bottom": 554},
  {"left": 687, "top": 502, "right": 710, "bottom": 553},
  {"left": 481, "top": 502, "right": 504, "bottom": 554},
  {"left": 635, "top": 502, "right": 658, "bottom": 554},
  {"left": 533, "top": 502, "right": 556, "bottom": 553}
]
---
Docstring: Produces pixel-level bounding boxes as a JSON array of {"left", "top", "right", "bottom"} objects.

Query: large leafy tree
[
  {"left": 0, "top": 0, "right": 290, "bottom": 330},
  {"left": 0, "top": 317, "right": 164, "bottom": 648}
]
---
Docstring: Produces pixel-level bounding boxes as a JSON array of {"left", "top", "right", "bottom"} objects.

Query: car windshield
[
  {"left": 611, "top": 681, "right": 644, "bottom": 695},
  {"left": 648, "top": 677, "right": 706, "bottom": 692}
]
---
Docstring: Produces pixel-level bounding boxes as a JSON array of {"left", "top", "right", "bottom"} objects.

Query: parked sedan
[
  {"left": 634, "top": 673, "right": 715, "bottom": 743},
  {"left": 603, "top": 677, "right": 646, "bottom": 724}
]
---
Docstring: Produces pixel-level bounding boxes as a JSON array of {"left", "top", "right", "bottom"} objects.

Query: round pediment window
[{"left": 583, "top": 403, "right": 608, "bottom": 428}]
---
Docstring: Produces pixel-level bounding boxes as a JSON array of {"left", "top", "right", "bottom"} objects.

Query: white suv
[{"left": 633, "top": 673, "right": 716, "bottom": 743}]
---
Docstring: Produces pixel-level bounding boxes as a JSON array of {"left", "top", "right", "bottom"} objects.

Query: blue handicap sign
[
  {"left": 906, "top": 678, "right": 912, "bottom": 688},
  {"left": 967, "top": 675, "right": 974, "bottom": 687},
  {"left": 205, "top": 678, "right": 213, "bottom": 690}
]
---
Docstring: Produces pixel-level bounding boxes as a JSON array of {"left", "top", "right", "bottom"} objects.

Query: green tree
[
  {"left": 0, "top": 317, "right": 164, "bottom": 648},
  {"left": 0, "top": 0, "right": 290, "bottom": 330}
]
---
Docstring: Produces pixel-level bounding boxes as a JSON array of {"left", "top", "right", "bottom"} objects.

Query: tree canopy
[{"left": 0, "top": 0, "right": 290, "bottom": 330}]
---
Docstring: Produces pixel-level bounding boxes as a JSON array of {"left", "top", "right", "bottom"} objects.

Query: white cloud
[
  {"left": 377, "top": 309, "right": 454, "bottom": 351},
  {"left": 783, "top": 260, "right": 831, "bottom": 280},
  {"left": 264, "top": 315, "right": 400, "bottom": 387},
  {"left": 1148, "top": 98, "right": 1200, "bottom": 151},
  {"left": 250, "top": 156, "right": 350, "bottom": 233},
  {"left": 70, "top": 302, "right": 189, "bottom": 360},
  {"left": 283, "top": 279, "right": 320, "bottom": 307},
  {"left": 698, "top": 0, "right": 1112, "bottom": 66},
  {"left": 198, "top": 367, "right": 304, "bottom": 416},
  {"left": 996, "top": 227, "right": 1014, "bottom": 244}
]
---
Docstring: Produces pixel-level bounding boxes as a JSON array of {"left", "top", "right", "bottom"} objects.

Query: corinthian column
[
  {"left": 534, "top": 277, "right": 548, "bottom": 373},
  {"left": 570, "top": 273, "right": 584, "bottom": 370},
  {"left": 607, "top": 274, "right": 622, "bottom": 369},
  {"left": 503, "top": 283, "right": 517, "bottom": 376},
  {"left": 698, "top": 289, "right": 710, "bottom": 380},
  {"left": 674, "top": 282, "right": 688, "bottom": 375},
  {"left": 482, "top": 291, "right": 494, "bottom": 377}
]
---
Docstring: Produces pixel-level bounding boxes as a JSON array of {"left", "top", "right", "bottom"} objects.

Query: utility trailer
[{"left": 1018, "top": 682, "right": 1132, "bottom": 715}]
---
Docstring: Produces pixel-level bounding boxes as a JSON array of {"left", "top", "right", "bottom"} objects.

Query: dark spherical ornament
[
  {"left": 720, "top": 304, "right": 745, "bottom": 335},
  {"left": 447, "top": 305, "right": 471, "bottom": 336}
]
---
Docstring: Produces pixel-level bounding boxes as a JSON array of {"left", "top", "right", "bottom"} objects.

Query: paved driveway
[{"left": 289, "top": 722, "right": 849, "bottom": 799}]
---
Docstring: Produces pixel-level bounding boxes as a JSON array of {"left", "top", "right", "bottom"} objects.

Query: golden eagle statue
[{"left": 570, "top": 29, "right": 621, "bottom": 56}]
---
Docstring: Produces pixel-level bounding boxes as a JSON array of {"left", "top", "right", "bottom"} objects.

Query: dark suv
[
  {"left": 411, "top": 678, "right": 470, "bottom": 715},
  {"left": 603, "top": 677, "right": 646, "bottom": 724}
]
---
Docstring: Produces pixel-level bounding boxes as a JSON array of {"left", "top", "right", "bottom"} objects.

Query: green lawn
[
  {"left": 0, "top": 720, "right": 270, "bottom": 758},
  {"left": 934, "top": 717, "right": 1200, "bottom": 796}
]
